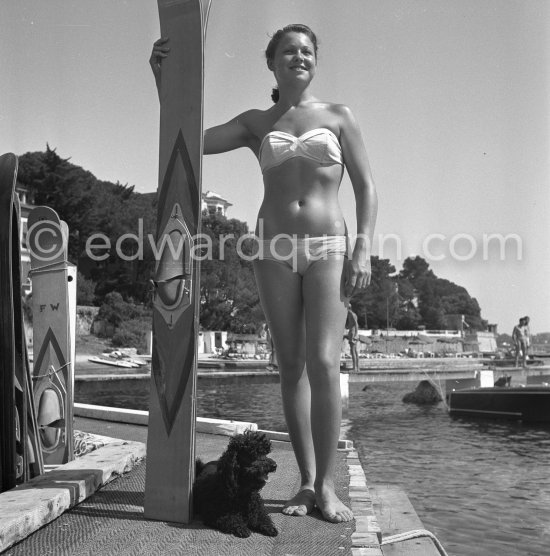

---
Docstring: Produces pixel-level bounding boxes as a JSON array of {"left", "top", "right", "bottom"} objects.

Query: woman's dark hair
[{"left": 265, "top": 24, "right": 318, "bottom": 103}]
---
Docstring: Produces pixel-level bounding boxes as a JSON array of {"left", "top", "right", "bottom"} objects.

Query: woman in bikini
[{"left": 150, "top": 23, "right": 377, "bottom": 523}]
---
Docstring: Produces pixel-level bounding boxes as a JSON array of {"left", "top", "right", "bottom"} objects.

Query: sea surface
[{"left": 80, "top": 378, "right": 550, "bottom": 556}]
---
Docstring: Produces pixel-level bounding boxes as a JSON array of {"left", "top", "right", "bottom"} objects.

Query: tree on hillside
[
  {"left": 350, "top": 256, "right": 397, "bottom": 329},
  {"left": 76, "top": 271, "right": 96, "bottom": 305},
  {"left": 198, "top": 212, "right": 264, "bottom": 333},
  {"left": 85, "top": 188, "right": 156, "bottom": 301},
  {"left": 399, "top": 255, "right": 435, "bottom": 283},
  {"left": 399, "top": 256, "right": 485, "bottom": 330},
  {"left": 17, "top": 147, "right": 156, "bottom": 303},
  {"left": 393, "top": 278, "right": 422, "bottom": 330},
  {"left": 18, "top": 146, "right": 96, "bottom": 262}
]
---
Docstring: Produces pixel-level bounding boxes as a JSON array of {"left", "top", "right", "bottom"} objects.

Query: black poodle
[{"left": 194, "top": 429, "right": 278, "bottom": 538}]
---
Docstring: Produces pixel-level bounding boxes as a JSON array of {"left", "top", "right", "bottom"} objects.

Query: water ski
[
  {"left": 0, "top": 153, "right": 43, "bottom": 492},
  {"left": 144, "top": 0, "right": 211, "bottom": 523},
  {"left": 28, "top": 206, "right": 76, "bottom": 465}
]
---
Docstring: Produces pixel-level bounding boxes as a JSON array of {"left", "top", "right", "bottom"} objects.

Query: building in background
[
  {"left": 16, "top": 183, "right": 33, "bottom": 293},
  {"left": 201, "top": 190, "right": 232, "bottom": 217}
]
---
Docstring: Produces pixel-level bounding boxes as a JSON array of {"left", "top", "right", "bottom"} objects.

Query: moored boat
[
  {"left": 448, "top": 385, "right": 550, "bottom": 422},
  {"left": 101, "top": 351, "right": 148, "bottom": 367},
  {"left": 487, "top": 357, "right": 544, "bottom": 368},
  {"left": 88, "top": 356, "right": 140, "bottom": 369}
]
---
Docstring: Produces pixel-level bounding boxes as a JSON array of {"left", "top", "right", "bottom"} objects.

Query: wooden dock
[
  {"left": 370, "top": 484, "right": 443, "bottom": 555},
  {"left": 346, "top": 364, "right": 482, "bottom": 384},
  {"left": 75, "top": 359, "right": 550, "bottom": 404}
]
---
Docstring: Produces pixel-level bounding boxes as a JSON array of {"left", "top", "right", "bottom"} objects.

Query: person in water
[{"left": 150, "top": 23, "right": 377, "bottom": 523}]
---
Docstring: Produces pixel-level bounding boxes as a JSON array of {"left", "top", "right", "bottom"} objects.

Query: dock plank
[
  {"left": 348, "top": 366, "right": 481, "bottom": 383},
  {"left": 370, "top": 484, "right": 442, "bottom": 556}
]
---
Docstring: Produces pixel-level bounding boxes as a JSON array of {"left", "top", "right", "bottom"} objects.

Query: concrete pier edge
[
  {"left": 0, "top": 437, "right": 146, "bottom": 552},
  {"left": 347, "top": 448, "right": 384, "bottom": 556},
  {"left": 73, "top": 403, "right": 354, "bottom": 449}
]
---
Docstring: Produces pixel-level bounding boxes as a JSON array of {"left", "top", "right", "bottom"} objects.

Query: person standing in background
[
  {"left": 522, "top": 316, "right": 531, "bottom": 364},
  {"left": 512, "top": 317, "right": 527, "bottom": 368}
]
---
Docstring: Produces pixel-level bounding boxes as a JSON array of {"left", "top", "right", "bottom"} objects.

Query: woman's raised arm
[{"left": 204, "top": 115, "right": 253, "bottom": 155}]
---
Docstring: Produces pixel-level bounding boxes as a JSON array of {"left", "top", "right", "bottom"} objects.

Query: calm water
[{"left": 79, "top": 379, "right": 550, "bottom": 556}]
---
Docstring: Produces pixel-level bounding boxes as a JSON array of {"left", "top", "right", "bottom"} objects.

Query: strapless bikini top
[{"left": 258, "top": 128, "right": 343, "bottom": 173}]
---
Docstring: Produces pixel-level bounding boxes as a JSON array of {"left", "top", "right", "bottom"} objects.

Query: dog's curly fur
[{"left": 193, "top": 430, "right": 278, "bottom": 538}]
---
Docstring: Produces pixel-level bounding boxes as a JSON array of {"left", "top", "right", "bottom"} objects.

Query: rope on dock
[
  {"left": 381, "top": 528, "right": 449, "bottom": 556},
  {"left": 74, "top": 430, "right": 107, "bottom": 458},
  {"left": 28, "top": 261, "right": 71, "bottom": 276},
  {"left": 32, "top": 361, "right": 72, "bottom": 380}
]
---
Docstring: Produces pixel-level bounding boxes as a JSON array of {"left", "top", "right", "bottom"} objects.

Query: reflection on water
[
  {"left": 79, "top": 380, "right": 286, "bottom": 431},
  {"left": 349, "top": 382, "right": 550, "bottom": 556},
  {"left": 198, "top": 382, "right": 287, "bottom": 431},
  {"left": 78, "top": 378, "right": 550, "bottom": 556}
]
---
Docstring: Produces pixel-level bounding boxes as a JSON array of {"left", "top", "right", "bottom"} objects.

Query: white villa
[{"left": 201, "top": 190, "right": 232, "bottom": 217}]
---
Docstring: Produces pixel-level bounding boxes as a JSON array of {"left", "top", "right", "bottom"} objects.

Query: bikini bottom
[{"left": 255, "top": 235, "right": 349, "bottom": 276}]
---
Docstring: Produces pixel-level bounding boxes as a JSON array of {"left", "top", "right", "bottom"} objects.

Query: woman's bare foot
[
  {"left": 315, "top": 483, "right": 354, "bottom": 523},
  {"left": 282, "top": 487, "right": 316, "bottom": 516}
]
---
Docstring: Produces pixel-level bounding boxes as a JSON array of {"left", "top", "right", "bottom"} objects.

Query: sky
[{"left": 2, "top": 0, "right": 549, "bottom": 335}]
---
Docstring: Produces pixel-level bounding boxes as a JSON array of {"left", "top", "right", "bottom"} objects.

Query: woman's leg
[
  {"left": 253, "top": 259, "right": 316, "bottom": 515},
  {"left": 303, "top": 256, "right": 353, "bottom": 522}
]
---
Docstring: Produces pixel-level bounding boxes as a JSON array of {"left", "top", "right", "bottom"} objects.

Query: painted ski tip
[
  {"left": 0, "top": 152, "right": 17, "bottom": 167},
  {"left": 0, "top": 153, "right": 18, "bottom": 205},
  {"left": 200, "top": 0, "right": 212, "bottom": 38},
  {"left": 27, "top": 205, "right": 62, "bottom": 225},
  {"left": 0, "top": 152, "right": 18, "bottom": 170}
]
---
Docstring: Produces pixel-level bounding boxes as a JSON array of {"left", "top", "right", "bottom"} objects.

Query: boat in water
[
  {"left": 448, "top": 385, "right": 550, "bottom": 422},
  {"left": 101, "top": 350, "right": 148, "bottom": 367},
  {"left": 487, "top": 357, "right": 544, "bottom": 368},
  {"left": 88, "top": 356, "right": 140, "bottom": 369}
]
